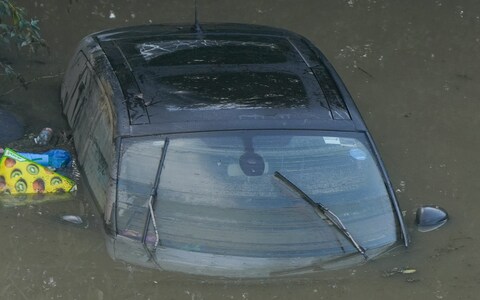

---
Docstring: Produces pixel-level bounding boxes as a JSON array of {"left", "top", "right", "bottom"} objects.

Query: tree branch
[{"left": 0, "top": 72, "right": 63, "bottom": 97}]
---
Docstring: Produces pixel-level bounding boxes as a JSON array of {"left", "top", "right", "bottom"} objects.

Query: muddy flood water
[{"left": 1, "top": 0, "right": 480, "bottom": 299}]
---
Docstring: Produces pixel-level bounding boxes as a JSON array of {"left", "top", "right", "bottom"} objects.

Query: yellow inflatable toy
[{"left": 0, "top": 148, "right": 76, "bottom": 194}]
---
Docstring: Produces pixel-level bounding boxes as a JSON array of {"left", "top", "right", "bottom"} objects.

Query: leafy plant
[{"left": 0, "top": 0, "right": 46, "bottom": 83}]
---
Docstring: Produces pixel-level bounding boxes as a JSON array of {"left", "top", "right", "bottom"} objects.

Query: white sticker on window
[{"left": 323, "top": 137, "right": 341, "bottom": 144}]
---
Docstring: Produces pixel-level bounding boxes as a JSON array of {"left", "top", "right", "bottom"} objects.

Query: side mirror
[{"left": 415, "top": 205, "right": 449, "bottom": 232}]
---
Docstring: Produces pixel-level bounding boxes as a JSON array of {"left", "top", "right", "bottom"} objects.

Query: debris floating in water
[
  {"left": 383, "top": 267, "right": 417, "bottom": 277},
  {"left": 401, "top": 268, "right": 417, "bottom": 274},
  {"left": 0, "top": 148, "right": 77, "bottom": 195},
  {"left": 61, "top": 215, "right": 83, "bottom": 225}
]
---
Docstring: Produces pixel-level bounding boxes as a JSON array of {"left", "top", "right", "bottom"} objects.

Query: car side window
[{"left": 62, "top": 51, "right": 91, "bottom": 126}]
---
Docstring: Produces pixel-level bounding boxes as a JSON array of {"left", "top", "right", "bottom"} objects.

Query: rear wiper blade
[
  {"left": 142, "top": 137, "right": 170, "bottom": 253},
  {"left": 273, "top": 171, "right": 368, "bottom": 260}
]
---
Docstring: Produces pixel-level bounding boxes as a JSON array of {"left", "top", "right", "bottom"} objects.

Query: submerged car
[{"left": 61, "top": 23, "right": 409, "bottom": 277}]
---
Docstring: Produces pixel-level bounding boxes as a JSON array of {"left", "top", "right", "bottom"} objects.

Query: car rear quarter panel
[{"left": 61, "top": 36, "right": 120, "bottom": 231}]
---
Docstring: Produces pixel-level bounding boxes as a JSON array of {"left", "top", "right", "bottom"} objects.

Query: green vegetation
[{"left": 0, "top": 0, "right": 46, "bottom": 83}]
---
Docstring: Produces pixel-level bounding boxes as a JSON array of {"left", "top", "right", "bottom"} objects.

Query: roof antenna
[{"left": 192, "top": 0, "right": 203, "bottom": 34}]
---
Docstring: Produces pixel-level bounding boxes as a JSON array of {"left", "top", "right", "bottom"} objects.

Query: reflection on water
[{"left": 0, "top": 0, "right": 479, "bottom": 299}]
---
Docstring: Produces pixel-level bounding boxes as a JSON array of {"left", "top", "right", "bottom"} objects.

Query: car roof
[{"left": 89, "top": 24, "right": 366, "bottom": 136}]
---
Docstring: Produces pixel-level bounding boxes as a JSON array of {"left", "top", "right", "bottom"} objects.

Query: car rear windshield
[{"left": 116, "top": 131, "right": 398, "bottom": 259}]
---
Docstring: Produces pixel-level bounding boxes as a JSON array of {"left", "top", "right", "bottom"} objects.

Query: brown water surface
[{"left": 1, "top": 1, "right": 480, "bottom": 299}]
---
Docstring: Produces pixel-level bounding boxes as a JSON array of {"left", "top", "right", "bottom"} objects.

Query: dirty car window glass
[
  {"left": 116, "top": 131, "right": 398, "bottom": 259},
  {"left": 143, "top": 72, "right": 309, "bottom": 111},
  {"left": 124, "top": 36, "right": 295, "bottom": 66},
  {"left": 117, "top": 139, "right": 164, "bottom": 238}
]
